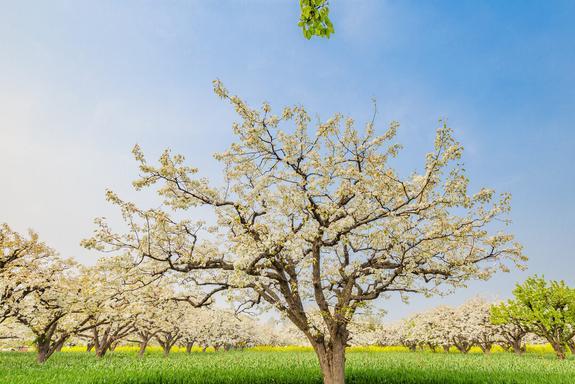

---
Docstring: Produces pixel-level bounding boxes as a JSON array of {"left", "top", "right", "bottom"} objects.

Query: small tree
[
  {"left": 13, "top": 257, "right": 96, "bottom": 363},
  {"left": 153, "top": 299, "right": 185, "bottom": 357},
  {"left": 1, "top": 224, "right": 57, "bottom": 325},
  {"left": 179, "top": 309, "right": 202, "bottom": 354},
  {"left": 490, "top": 302, "right": 527, "bottom": 354},
  {"left": 84, "top": 83, "right": 525, "bottom": 384},
  {"left": 131, "top": 285, "right": 163, "bottom": 357},
  {"left": 377, "top": 323, "right": 401, "bottom": 348},
  {"left": 410, "top": 306, "right": 454, "bottom": 352},
  {"left": 76, "top": 258, "right": 143, "bottom": 358},
  {"left": 347, "top": 314, "right": 384, "bottom": 347},
  {"left": 457, "top": 297, "right": 499, "bottom": 354},
  {"left": 492, "top": 276, "right": 575, "bottom": 359}
]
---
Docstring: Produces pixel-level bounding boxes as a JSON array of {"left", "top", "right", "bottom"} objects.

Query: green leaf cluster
[
  {"left": 491, "top": 276, "right": 575, "bottom": 358},
  {"left": 298, "top": 0, "right": 334, "bottom": 39}
]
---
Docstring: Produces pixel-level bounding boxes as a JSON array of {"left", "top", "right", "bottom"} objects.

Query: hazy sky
[{"left": 1, "top": 0, "right": 574, "bottom": 320}]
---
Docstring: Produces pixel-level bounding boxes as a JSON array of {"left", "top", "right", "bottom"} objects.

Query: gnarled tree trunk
[
  {"left": 36, "top": 340, "right": 52, "bottom": 364},
  {"left": 311, "top": 336, "right": 347, "bottom": 384},
  {"left": 35, "top": 336, "right": 67, "bottom": 364}
]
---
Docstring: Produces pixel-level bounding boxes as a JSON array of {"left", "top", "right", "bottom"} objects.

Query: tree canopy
[{"left": 491, "top": 276, "right": 575, "bottom": 359}]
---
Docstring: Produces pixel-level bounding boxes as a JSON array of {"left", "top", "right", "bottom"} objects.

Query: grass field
[{"left": 1, "top": 349, "right": 574, "bottom": 384}]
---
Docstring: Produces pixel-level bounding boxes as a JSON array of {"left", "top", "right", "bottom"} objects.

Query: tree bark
[
  {"left": 95, "top": 341, "right": 112, "bottom": 358},
  {"left": 95, "top": 347, "right": 107, "bottom": 358},
  {"left": 479, "top": 343, "right": 492, "bottom": 354},
  {"left": 551, "top": 342, "right": 567, "bottom": 360},
  {"left": 156, "top": 333, "right": 179, "bottom": 357},
  {"left": 185, "top": 341, "right": 194, "bottom": 354},
  {"left": 35, "top": 336, "right": 66, "bottom": 363},
  {"left": 453, "top": 339, "right": 471, "bottom": 354},
  {"left": 567, "top": 339, "right": 575, "bottom": 355},
  {"left": 36, "top": 341, "right": 51, "bottom": 364},
  {"left": 86, "top": 342, "right": 94, "bottom": 352},
  {"left": 138, "top": 341, "right": 148, "bottom": 357},
  {"left": 510, "top": 340, "right": 525, "bottom": 355},
  {"left": 442, "top": 345, "right": 450, "bottom": 353},
  {"left": 312, "top": 339, "right": 346, "bottom": 384}
]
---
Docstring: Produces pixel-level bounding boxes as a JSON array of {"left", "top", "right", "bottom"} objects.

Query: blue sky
[{"left": 1, "top": 0, "right": 574, "bottom": 320}]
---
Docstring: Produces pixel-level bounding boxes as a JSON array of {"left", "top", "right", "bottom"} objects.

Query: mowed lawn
[{"left": 1, "top": 350, "right": 574, "bottom": 384}]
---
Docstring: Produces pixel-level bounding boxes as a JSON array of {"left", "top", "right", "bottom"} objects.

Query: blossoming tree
[
  {"left": 75, "top": 256, "right": 161, "bottom": 358},
  {"left": 1, "top": 224, "right": 57, "bottom": 325},
  {"left": 84, "top": 82, "right": 525, "bottom": 384},
  {"left": 449, "top": 297, "right": 500, "bottom": 354},
  {"left": 399, "top": 306, "right": 454, "bottom": 352},
  {"left": 11, "top": 257, "right": 98, "bottom": 363}
]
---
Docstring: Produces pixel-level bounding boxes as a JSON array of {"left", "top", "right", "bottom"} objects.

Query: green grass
[{"left": 0, "top": 350, "right": 574, "bottom": 384}]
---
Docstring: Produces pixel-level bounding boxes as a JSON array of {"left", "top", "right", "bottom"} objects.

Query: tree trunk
[
  {"left": 36, "top": 337, "right": 66, "bottom": 363},
  {"left": 551, "top": 342, "right": 567, "bottom": 360},
  {"left": 511, "top": 340, "right": 524, "bottom": 355},
  {"left": 442, "top": 345, "right": 450, "bottom": 353},
  {"left": 185, "top": 342, "right": 194, "bottom": 354},
  {"left": 86, "top": 342, "right": 94, "bottom": 352},
  {"left": 313, "top": 340, "right": 346, "bottom": 384},
  {"left": 567, "top": 339, "right": 575, "bottom": 355},
  {"left": 138, "top": 341, "right": 148, "bottom": 357},
  {"left": 479, "top": 343, "right": 492, "bottom": 354},
  {"left": 36, "top": 341, "right": 51, "bottom": 364},
  {"left": 456, "top": 344, "right": 470, "bottom": 354},
  {"left": 95, "top": 342, "right": 110, "bottom": 358},
  {"left": 453, "top": 340, "right": 471, "bottom": 354}
]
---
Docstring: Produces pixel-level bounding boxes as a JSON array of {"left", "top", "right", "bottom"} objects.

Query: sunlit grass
[{"left": 1, "top": 348, "right": 573, "bottom": 384}]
